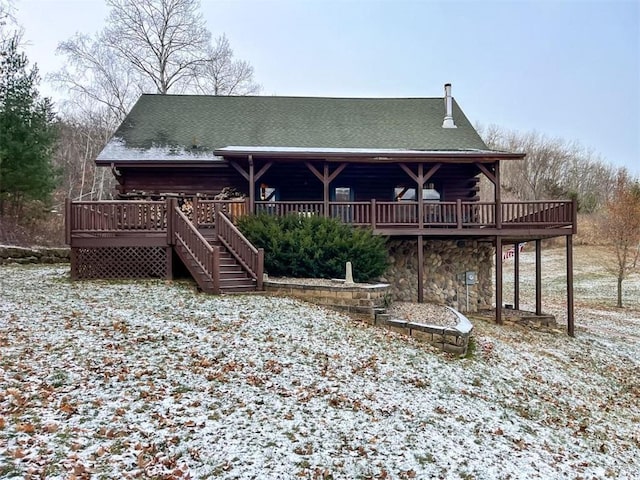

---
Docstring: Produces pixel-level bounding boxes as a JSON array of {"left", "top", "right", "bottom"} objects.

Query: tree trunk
[{"left": 617, "top": 275, "right": 623, "bottom": 308}]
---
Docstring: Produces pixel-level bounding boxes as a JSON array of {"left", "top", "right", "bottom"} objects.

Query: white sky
[{"left": 13, "top": 0, "right": 640, "bottom": 175}]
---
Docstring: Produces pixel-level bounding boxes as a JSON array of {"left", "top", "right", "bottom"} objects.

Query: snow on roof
[
  {"left": 216, "top": 145, "right": 502, "bottom": 156},
  {"left": 97, "top": 137, "right": 223, "bottom": 162}
]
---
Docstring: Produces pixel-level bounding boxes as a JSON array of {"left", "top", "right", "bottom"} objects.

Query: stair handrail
[
  {"left": 172, "top": 204, "right": 220, "bottom": 292},
  {"left": 215, "top": 209, "right": 264, "bottom": 290}
]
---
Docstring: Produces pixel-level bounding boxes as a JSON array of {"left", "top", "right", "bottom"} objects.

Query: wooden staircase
[{"left": 171, "top": 202, "right": 263, "bottom": 295}]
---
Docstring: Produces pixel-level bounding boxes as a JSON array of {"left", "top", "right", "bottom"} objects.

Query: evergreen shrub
[{"left": 237, "top": 213, "right": 388, "bottom": 282}]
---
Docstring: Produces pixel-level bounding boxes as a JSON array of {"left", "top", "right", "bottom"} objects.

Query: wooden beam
[
  {"left": 417, "top": 163, "right": 424, "bottom": 229},
  {"left": 514, "top": 242, "right": 520, "bottom": 310},
  {"left": 496, "top": 236, "right": 503, "bottom": 324},
  {"left": 305, "top": 162, "right": 325, "bottom": 183},
  {"left": 535, "top": 239, "right": 542, "bottom": 315},
  {"left": 229, "top": 160, "right": 249, "bottom": 181},
  {"left": 567, "top": 235, "right": 575, "bottom": 337},
  {"left": 476, "top": 162, "right": 496, "bottom": 185},
  {"left": 423, "top": 163, "right": 442, "bottom": 183},
  {"left": 399, "top": 163, "right": 419, "bottom": 184},
  {"left": 495, "top": 161, "right": 502, "bottom": 229},
  {"left": 254, "top": 161, "right": 273, "bottom": 183},
  {"left": 417, "top": 235, "right": 424, "bottom": 303},
  {"left": 327, "top": 163, "right": 347, "bottom": 183},
  {"left": 248, "top": 155, "right": 255, "bottom": 214},
  {"left": 323, "top": 164, "right": 330, "bottom": 217}
]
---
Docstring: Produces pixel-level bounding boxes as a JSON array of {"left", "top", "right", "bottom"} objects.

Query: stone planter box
[{"left": 264, "top": 278, "right": 390, "bottom": 319}]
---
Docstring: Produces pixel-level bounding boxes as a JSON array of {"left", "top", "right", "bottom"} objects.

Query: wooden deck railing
[
  {"left": 67, "top": 198, "right": 576, "bottom": 242},
  {"left": 215, "top": 209, "right": 264, "bottom": 289},
  {"left": 173, "top": 205, "right": 220, "bottom": 293},
  {"left": 68, "top": 200, "right": 167, "bottom": 234}
]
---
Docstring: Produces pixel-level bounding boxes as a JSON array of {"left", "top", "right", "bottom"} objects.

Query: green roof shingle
[{"left": 99, "top": 94, "right": 489, "bottom": 161}]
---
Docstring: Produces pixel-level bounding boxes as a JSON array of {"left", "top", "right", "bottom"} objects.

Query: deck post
[
  {"left": 248, "top": 155, "right": 255, "bottom": 214},
  {"left": 495, "top": 236, "right": 503, "bottom": 324},
  {"left": 165, "top": 247, "right": 173, "bottom": 280},
  {"left": 371, "top": 199, "right": 377, "bottom": 229},
  {"left": 257, "top": 248, "right": 264, "bottom": 290},
  {"left": 166, "top": 198, "right": 176, "bottom": 246},
  {"left": 417, "top": 235, "right": 424, "bottom": 303},
  {"left": 514, "top": 242, "right": 520, "bottom": 310},
  {"left": 456, "top": 199, "right": 463, "bottom": 229},
  {"left": 417, "top": 164, "right": 424, "bottom": 229},
  {"left": 566, "top": 235, "right": 575, "bottom": 337},
  {"left": 495, "top": 162, "right": 502, "bottom": 229},
  {"left": 535, "top": 239, "right": 542, "bottom": 315},
  {"left": 192, "top": 196, "right": 199, "bottom": 228},
  {"left": 64, "top": 198, "right": 72, "bottom": 245},
  {"left": 323, "top": 163, "right": 330, "bottom": 218}
]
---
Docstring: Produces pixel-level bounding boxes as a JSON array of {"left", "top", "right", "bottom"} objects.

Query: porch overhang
[{"left": 214, "top": 146, "right": 526, "bottom": 162}]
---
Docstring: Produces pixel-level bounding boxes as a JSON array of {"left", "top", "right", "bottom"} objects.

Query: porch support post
[
  {"left": 535, "top": 239, "right": 542, "bottom": 315},
  {"left": 514, "top": 241, "right": 520, "bottom": 310},
  {"left": 417, "top": 235, "right": 424, "bottom": 303},
  {"left": 495, "top": 161, "right": 502, "bottom": 229},
  {"left": 417, "top": 163, "right": 424, "bottom": 229},
  {"left": 248, "top": 155, "right": 255, "bottom": 214},
  {"left": 495, "top": 236, "right": 503, "bottom": 324},
  {"left": 566, "top": 234, "right": 575, "bottom": 337},
  {"left": 323, "top": 164, "right": 330, "bottom": 218}
]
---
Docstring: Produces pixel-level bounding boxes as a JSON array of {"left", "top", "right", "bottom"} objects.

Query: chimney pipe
[{"left": 442, "top": 83, "right": 457, "bottom": 129}]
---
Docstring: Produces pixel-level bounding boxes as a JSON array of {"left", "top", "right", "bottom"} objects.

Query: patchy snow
[
  {"left": 97, "top": 137, "right": 222, "bottom": 162},
  {"left": 216, "top": 145, "right": 501, "bottom": 156},
  {"left": 1, "top": 261, "right": 639, "bottom": 479}
]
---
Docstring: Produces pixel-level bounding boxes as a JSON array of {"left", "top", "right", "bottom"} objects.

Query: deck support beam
[
  {"left": 535, "top": 239, "right": 542, "bottom": 315},
  {"left": 567, "top": 235, "right": 575, "bottom": 337},
  {"left": 514, "top": 241, "right": 520, "bottom": 310},
  {"left": 417, "top": 235, "right": 424, "bottom": 303},
  {"left": 495, "top": 236, "right": 503, "bottom": 324}
]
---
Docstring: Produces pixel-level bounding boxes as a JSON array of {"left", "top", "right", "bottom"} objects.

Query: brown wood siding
[
  {"left": 118, "top": 166, "right": 247, "bottom": 196},
  {"left": 257, "top": 161, "right": 480, "bottom": 202},
  {"left": 115, "top": 160, "right": 480, "bottom": 202}
]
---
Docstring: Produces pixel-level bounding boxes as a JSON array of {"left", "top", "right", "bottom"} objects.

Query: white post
[{"left": 345, "top": 261, "right": 354, "bottom": 285}]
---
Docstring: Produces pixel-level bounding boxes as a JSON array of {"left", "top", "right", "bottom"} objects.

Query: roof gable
[{"left": 98, "top": 94, "right": 490, "bottom": 162}]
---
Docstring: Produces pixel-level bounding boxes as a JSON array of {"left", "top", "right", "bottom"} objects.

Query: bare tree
[
  {"left": 51, "top": 33, "right": 144, "bottom": 124},
  {"left": 195, "top": 34, "right": 260, "bottom": 95},
  {"left": 103, "top": 0, "right": 210, "bottom": 94},
  {"left": 600, "top": 170, "right": 640, "bottom": 308},
  {"left": 479, "top": 124, "right": 617, "bottom": 211}
]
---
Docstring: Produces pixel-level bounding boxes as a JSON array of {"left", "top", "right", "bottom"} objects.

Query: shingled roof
[{"left": 97, "top": 94, "right": 490, "bottom": 163}]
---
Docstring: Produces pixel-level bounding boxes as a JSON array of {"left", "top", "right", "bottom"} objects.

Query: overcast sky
[{"left": 14, "top": 0, "right": 640, "bottom": 175}]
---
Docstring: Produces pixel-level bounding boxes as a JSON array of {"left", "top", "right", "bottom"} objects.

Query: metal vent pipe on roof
[{"left": 442, "top": 83, "right": 457, "bottom": 129}]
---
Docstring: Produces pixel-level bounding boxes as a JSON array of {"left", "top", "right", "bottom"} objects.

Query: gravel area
[{"left": 388, "top": 301, "right": 459, "bottom": 328}]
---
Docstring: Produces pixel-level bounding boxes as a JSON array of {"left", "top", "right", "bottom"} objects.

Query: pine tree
[{"left": 0, "top": 35, "right": 58, "bottom": 215}]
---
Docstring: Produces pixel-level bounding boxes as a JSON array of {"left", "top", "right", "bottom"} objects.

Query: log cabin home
[{"left": 66, "top": 84, "right": 576, "bottom": 335}]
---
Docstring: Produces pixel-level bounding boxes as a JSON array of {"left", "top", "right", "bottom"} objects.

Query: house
[{"left": 66, "top": 84, "right": 577, "bottom": 335}]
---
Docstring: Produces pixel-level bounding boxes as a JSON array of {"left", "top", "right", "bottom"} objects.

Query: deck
[{"left": 66, "top": 198, "right": 577, "bottom": 244}]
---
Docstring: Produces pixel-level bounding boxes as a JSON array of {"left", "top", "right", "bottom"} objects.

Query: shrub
[{"left": 237, "top": 213, "right": 388, "bottom": 282}]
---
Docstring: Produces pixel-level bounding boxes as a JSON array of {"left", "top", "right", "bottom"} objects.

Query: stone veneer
[
  {"left": 381, "top": 239, "right": 494, "bottom": 313},
  {"left": 264, "top": 279, "right": 390, "bottom": 319}
]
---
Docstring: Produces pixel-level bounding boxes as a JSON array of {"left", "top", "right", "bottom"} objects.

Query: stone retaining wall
[
  {"left": 373, "top": 307, "right": 473, "bottom": 355},
  {"left": 265, "top": 280, "right": 390, "bottom": 319},
  {"left": 0, "top": 246, "right": 70, "bottom": 265},
  {"left": 381, "top": 239, "right": 493, "bottom": 312}
]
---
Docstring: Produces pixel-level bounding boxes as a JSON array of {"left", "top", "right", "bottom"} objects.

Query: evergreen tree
[{"left": 0, "top": 35, "right": 58, "bottom": 215}]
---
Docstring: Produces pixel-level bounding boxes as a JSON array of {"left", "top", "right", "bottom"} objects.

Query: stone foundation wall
[
  {"left": 0, "top": 246, "right": 70, "bottom": 265},
  {"left": 265, "top": 280, "right": 390, "bottom": 319},
  {"left": 381, "top": 239, "right": 493, "bottom": 312}
]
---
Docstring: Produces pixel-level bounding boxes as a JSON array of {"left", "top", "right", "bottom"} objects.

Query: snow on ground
[{"left": 1, "top": 256, "right": 639, "bottom": 479}]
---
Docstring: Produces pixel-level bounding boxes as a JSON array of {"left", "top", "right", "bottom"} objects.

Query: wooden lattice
[{"left": 72, "top": 247, "right": 167, "bottom": 280}]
